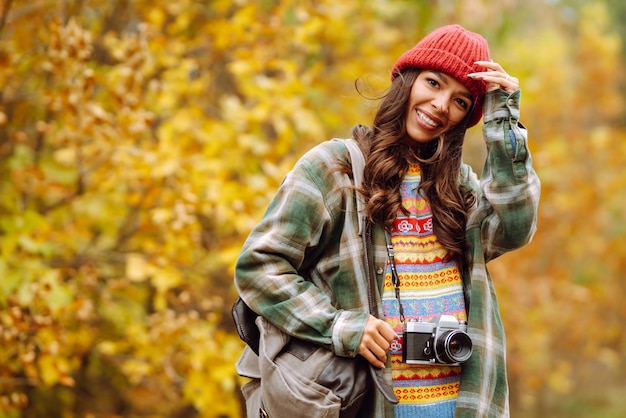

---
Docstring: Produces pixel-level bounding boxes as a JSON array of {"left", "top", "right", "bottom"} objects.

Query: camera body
[{"left": 402, "top": 315, "right": 473, "bottom": 366}]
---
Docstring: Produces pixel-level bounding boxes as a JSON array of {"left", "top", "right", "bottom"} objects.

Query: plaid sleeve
[
  {"left": 234, "top": 141, "right": 369, "bottom": 357},
  {"left": 472, "top": 89, "right": 541, "bottom": 261}
]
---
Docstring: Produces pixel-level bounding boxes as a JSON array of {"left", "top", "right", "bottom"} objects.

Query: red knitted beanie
[{"left": 391, "top": 25, "right": 491, "bottom": 128}]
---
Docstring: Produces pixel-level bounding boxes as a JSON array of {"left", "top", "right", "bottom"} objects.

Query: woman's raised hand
[{"left": 469, "top": 61, "right": 519, "bottom": 93}]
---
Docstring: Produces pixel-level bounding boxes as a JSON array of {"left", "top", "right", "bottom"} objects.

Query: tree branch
[{"left": 0, "top": 0, "right": 13, "bottom": 38}]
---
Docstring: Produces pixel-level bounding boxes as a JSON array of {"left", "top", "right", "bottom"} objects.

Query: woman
[{"left": 234, "top": 24, "right": 540, "bottom": 418}]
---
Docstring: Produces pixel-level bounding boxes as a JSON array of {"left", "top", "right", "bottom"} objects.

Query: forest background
[{"left": 0, "top": 0, "right": 625, "bottom": 417}]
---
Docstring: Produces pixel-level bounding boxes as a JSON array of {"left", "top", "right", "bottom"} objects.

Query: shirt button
[
  {"left": 376, "top": 267, "right": 384, "bottom": 275},
  {"left": 507, "top": 99, "right": 515, "bottom": 106}
]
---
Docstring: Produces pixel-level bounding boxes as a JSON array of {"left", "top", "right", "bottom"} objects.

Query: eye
[
  {"left": 454, "top": 97, "right": 470, "bottom": 109},
  {"left": 426, "top": 78, "right": 440, "bottom": 88}
]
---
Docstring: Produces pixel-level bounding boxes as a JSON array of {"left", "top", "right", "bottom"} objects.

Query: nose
[{"left": 431, "top": 94, "right": 449, "bottom": 115}]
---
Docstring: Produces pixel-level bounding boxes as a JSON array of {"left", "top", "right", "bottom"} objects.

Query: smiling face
[{"left": 404, "top": 70, "right": 474, "bottom": 144}]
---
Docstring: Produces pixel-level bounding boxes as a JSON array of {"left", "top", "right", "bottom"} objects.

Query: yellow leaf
[{"left": 126, "top": 254, "right": 154, "bottom": 282}]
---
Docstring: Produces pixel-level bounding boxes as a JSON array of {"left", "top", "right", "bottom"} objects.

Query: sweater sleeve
[
  {"left": 471, "top": 89, "right": 541, "bottom": 261},
  {"left": 234, "top": 142, "right": 369, "bottom": 357}
]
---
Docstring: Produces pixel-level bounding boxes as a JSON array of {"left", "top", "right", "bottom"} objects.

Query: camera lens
[
  {"left": 436, "top": 330, "right": 472, "bottom": 364},
  {"left": 449, "top": 339, "right": 463, "bottom": 355}
]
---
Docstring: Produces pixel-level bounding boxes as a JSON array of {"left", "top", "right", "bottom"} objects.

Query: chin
[{"left": 406, "top": 132, "right": 439, "bottom": 144}]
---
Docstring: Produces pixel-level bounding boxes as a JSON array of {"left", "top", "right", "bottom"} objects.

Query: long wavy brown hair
[{"left": 353, "top": 69, "right": 477, "bottom": 268}]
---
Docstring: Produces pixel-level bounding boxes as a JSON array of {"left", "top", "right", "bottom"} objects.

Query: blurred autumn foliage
[{"left": 0, "top": 0, "right": 624, "bottom": 417}]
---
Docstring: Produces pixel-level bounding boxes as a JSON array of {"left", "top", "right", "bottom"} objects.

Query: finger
[
  {"left": 469, "top": 70, "right": 509, "bottom": 81},
  {"left": 376, "top": 320, "right": 397, "bottom": 343},
  {"left": 358, "top": 347, "right": 385, "bottom": 369},
  {"left": 361, "top": 323, "right": 390, "bottom": 359},
  {"left": 363, "top": 315, "right": 394, "bottom": 339},
  {"left": 370, "top": 318, "right": 398, "bottom": 356},
  {"left": 503, "top": 75, "right": 520, "bottom": 91},
  {"left": 472, "top": 61, "right": 519, "bottom": 91},
  {"left": 358, "top": 316, "right": 395, "bottom": 367},
  {"left": 369, "top": 340, "right": 388, "bottom": 363},
  {"left": 474, "top": 60, "right": 505, "bottom": 72},
  {"left": 468, "top": 72, "right": 519, "bottom": 93},
  {"left": 357, "top": 340, "right": 386, "bottom": 368}
]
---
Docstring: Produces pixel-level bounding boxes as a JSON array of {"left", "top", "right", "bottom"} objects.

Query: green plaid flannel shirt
[{"left": 234, "top": 89, "right": 540, "bottom": 418}]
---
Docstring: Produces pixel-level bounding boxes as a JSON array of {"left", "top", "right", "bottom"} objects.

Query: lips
[{"left": 416, "top": 109, "right": 442, "bottom": 128}]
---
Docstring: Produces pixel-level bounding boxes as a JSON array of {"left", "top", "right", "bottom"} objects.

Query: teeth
[{"left": 417, "top": 110, "right": 438, "bottom": 127}]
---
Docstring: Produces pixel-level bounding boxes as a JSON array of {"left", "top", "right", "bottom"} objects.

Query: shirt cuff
[
  {"left": 331, "top": 310, "right": 369, "bottom": 358},
  {"left": 483, "top": 89, "right": 521, "bottom": 124}
]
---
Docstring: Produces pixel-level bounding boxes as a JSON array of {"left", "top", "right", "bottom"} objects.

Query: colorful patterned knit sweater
[{"left": 382, "top": 163, "right": 467, "bottom": 418}]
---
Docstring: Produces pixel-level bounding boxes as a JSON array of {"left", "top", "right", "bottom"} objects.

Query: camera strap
[{"left": 385, "top": 231, "right": 406, "bottom": 324}]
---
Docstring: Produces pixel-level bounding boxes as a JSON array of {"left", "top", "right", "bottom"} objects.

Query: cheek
[
  {"left": 449, "top": 107, "right": 470, "bottom": 125},
  {"left": 407, "top": 80, "right": 424, "bottom": 103}
]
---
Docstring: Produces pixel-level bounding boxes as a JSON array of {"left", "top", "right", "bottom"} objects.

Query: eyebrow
[{"left": 431, "top": 70, "right": 474, "bottom": 101}]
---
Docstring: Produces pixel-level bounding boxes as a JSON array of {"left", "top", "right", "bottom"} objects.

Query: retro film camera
[{"left": 402, "top": 315, "right": 473, "bottom": 366}]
